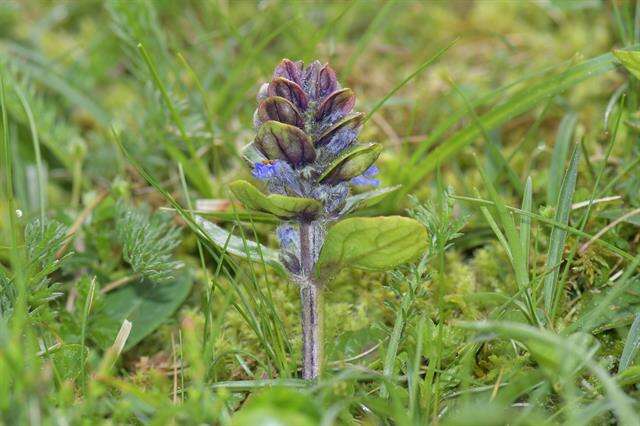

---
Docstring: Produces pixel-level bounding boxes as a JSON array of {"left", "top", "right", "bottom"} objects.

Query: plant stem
[
  {"left": 300, "top": 283, "right": 322, "bottom": 379},
  {"left": 299, "top": 222, "right": 322, "bottom": 379}
]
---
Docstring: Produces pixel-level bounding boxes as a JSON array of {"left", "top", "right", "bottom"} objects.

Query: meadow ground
[{"left": 1, "top": 1, "right": 640, "bottom": 425}]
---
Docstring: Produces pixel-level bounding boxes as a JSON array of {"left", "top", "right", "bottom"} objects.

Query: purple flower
[
  {"left": 252, "top": 161, "right": 279, "bottom": 180},
  {"left": 325, "top": 128, "right": 358, "bottom": 155},
  {"left": 325, "top": 183, "right": 349, "bottom": 213},
  {"left": 252, "top": 160, "right": 303, "bottom": 195},
  {"left": 277, "top": 225, "right": 298, "bottom": 249},
  {"left": 351, "top": 165, "right": 379, "bottom": 187},
  {"left": 311, "top": 183, "right": 349, "bottom": 214},
  {"left": 276, "top": 224, "right": 301, "bottom": 275}
]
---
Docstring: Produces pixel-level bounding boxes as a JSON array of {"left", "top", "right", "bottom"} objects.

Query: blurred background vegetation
[{"left": 1, "top": 0, "right": 640, "bottom": 424}]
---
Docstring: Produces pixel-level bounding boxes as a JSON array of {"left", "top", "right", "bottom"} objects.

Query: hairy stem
[
  {"left": 299, "top": 222, "right": 322, "bottom": 379},
  {"left": 300, "top": 283, "right": 322, "bottom": 379}
]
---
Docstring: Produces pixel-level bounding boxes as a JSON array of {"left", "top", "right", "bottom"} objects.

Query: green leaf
[
  {"left": 115, "top": 202, "right": 183, "bottom": 283},
  {"left": 341, "top": 185, "right": 401, "bottom": 214},
  {"left": 231, "top": 387, "right": 321, "bottom": 426},
  {"left": 52, "top": 344, "right": 86, "bottom": 381},
  {"left": 229, "top": 180, "right": 321, "bottom": 219},
  {"left": 195, "top": 215, "right": 287, "bottom": 276},
  {"left": 240, "top": 142, "right": 267, "bottom": 166},
  {"left": 613, "top": 49, "right": 640, "bottom": 80},
  {"left": 547, "top": 112, "right": 577, "bottom": 205},
  {"left": 319, "top": 143, "right": 382, "bottom": 184},
  {"left": 316, "top": 216, "right": 427, "bottom": 277},
  {"left": 544, "top": 145, "right": 580, "bottom": 318},
  {"left": 619, "top": 314, "right": 640, "bottom": 372},
  {"left": 95, "top": 275, "right": 192, "bottom": 351}
]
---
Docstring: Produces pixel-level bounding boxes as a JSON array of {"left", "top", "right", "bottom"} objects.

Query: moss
[{"left": 471, "top": 242, "right": 515, "bottom": 294}]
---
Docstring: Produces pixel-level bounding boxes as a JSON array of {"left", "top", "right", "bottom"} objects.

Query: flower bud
[
  {"left": 257, "top": 96, "right": 303, "bottom": 128},
  {"left": 256, "top": 120, "right": 316, "bottom": 166},
  {"left": 316, "top": 88, "right": 356, "bottom": 122},
  {"left": 303, "top": 61, "right": 338, "bottom": 100},
  {"left": 273, "top": 59, "right": 303, "bottom": 85},
  {"left": 268, "top": 77, "right": 308, "bottom": 110}
]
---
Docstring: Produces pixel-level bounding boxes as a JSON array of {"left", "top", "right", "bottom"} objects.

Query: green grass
[{"left": 1, "top": 1, "right": 640, "bottom": 424}]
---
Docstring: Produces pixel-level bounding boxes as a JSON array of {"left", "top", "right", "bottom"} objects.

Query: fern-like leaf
[{"left": 115, "top": 202, "right": 183, "bottom": 283}]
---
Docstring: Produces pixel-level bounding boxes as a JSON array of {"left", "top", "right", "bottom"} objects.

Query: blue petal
[
  {"left": 252, "top": 162, "right": 277, "bottom": 180},
  {"left": 351, "top": 176, "right": 380, "bottom": 187},
  {"left": 363, "top": 165, "right": 379, "bottom": 177},
  {"left": 277, "top": 225, "right": 298, "bottom": 249},
  {"left": 325, "top": 129, "right": 357, "bottom": 155}
]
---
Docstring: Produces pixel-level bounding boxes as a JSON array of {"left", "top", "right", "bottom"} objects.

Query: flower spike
[{"left": 226, "top": 59, "right": 425, "bottom": 380}]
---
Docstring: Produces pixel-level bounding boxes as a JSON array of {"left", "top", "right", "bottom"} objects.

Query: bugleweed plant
[
  {"left": 228, "top": 59, "right": 427, "bottom": 378},
  {"left": 6, "top": 2, "right": 640, "bottom": 424}
]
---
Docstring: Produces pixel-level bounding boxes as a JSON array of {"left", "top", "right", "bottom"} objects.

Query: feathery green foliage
[{"left": 115, "top": 202, "right": 183, "bottom": 283}]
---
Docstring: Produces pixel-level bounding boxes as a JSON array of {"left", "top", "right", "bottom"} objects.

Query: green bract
[
  {"left": 340, "top": 185, "right": 401, "bottom": 214},
  {"left": 319, "top": 143, "right": 382, "bottom": 184},
  {"left": 316, "top": 112, "right": 365, "bottom": 146},
  {"left": 257, "top": 96, "right": 303, "bottom": 127},
  {"left": 315, "top": 88, "right": 355, "bottom": 121},
  {"left": 255, "top": 121, "right": 316, "bottom": 166},
  {"left": 229, "top": 180, "right": 321, "bottom": 219}
]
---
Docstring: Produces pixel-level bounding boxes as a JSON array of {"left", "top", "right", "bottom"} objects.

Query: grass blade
[
  {"left": 520, "top": 176, "right": 533, "bottom": 273},
  {"left": 567, "top": 252, "right": 640, "bottom": 335},
  {"left": 619, "top": 314, "right": 640, "bottom": 372},
  {"left": 401, "top": 52, "right": 616, "bottom": 197},
  {"left": 450, "top": 79, "right": 523, "bottom": 194},
  {"left": 342, "top": 0, "right": 396, "bottom": 78},
  {"left": 13, "top": 84, "right": 45, "bottom": 224},
  {"left": 137, "top": 43, "right": 214, "bottom": 197},
  {"left": 451, "top": 194, "right": 634, "bottom": 262},
  {"left": 544, "top": 145, "right": 580, "bottom": 320},
  {"left": 460, "top": 320, "right": 639, "bottom": 426},
  {"left": 476, "top": 158, "right": 537, "bottom": 324},
  {"left": 547, "top": 112, "right": 578, "bottom": 205},
  {"left": 476, "top": 158, "right": 526, "bottom": 288}
]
